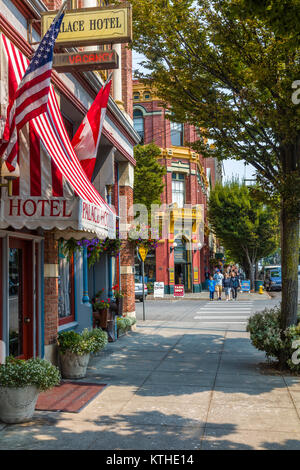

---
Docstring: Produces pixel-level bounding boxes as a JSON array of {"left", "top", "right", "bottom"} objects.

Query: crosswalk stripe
[{"left": 194, "top": 316, "right": 249, "bottom": 319}]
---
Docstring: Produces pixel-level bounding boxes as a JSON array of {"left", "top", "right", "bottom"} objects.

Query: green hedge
[{"left": 247, "top": 305, "right": 300, "bottom": 371}]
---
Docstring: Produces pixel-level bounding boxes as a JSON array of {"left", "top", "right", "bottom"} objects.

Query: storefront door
[{"left": 8, "top": 238, "right": 33, "bottom": 359}]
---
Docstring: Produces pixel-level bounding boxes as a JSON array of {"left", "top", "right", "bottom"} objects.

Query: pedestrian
[
  {"left": 208, "top": 275, "right": 216, "bottom": 301},
  {"left": 231, "top": 271, "right": 240, "bottom": 300},
  {"left": 223, "top": 273, "right": 232, "bottom": 301},
  {"left": 213, "top": 269, "right": 223, "bottom": 300}
]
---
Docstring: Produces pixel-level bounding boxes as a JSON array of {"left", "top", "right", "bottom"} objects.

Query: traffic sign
[{"left": 138, "top": 246, "right": 148, "bottom": 262}]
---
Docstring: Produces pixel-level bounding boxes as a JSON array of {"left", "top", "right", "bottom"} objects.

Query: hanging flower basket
[
  {"left": 62, "top": 237, "right": 121, "bottom": 268},
  {"left": 127, "top": 223, "right": 160, "bottom": 250}
]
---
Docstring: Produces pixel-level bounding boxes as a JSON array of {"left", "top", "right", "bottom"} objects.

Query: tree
[
  {"left": 133, "top": 143, "right": 166, "bottom": 210},
  {"left": 208, "top": 182, "right": 279, "bottom": 288},
  {"left": 131, "top": 0, "right": 300, "bottom": 328}
]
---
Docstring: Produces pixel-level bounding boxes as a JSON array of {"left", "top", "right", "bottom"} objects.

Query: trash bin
[{"left": 255, "top": 280, "right": 264, "bottom": 292}]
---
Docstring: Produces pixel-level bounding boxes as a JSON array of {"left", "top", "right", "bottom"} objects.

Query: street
[
  {"left": 2, "top": 293, "right": 300, "bottom": 451},
  {"left": 135, "top": 294, "right": 281, "bottom": 324}
]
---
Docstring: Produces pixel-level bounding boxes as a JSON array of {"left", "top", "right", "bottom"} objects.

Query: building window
[
  {"left": 58, "top": 243, "right": 75, "bottom": 325},
  {"left": 133, "top": 109, "right": 144, "bottom": 143},
  {"left": 144, "top": 91, "right": 151, "bottom": 100},
  {"left": 170, "top": 122, "right": 184, "bottom": 146},
  {"left": 133, "top": 92, "right": 140, "bottom": 101},
  {"left": 172, "top": 172, "right": 185, "bottom": 208}
]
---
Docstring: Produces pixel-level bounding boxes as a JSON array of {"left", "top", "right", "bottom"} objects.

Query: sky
[{"left": 132, "top": 52, "right": 256, "bottom": 183}]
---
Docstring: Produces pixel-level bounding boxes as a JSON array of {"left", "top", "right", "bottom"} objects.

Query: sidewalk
[
  {"left": 147, "top": 291, "right": 271, "bottom": 301},
  {"left": 0, "top": 319, "right": 300, "bottom": 450}
]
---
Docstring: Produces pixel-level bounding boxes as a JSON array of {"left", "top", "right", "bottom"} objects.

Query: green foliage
[
  {"left": 58, "top": 330, "right": 100, "bottom": 356},
  {"left": 208, "top": 181, "right": 279, "bottom": 277},
  {"left": 88, "top": 328, "right": 108, "bottom": 353},
  {"left": 130, "top": 0, "right": 300, "bottom": 213},
  {"left": 117, "top": 316, "right": 137, "bottom": 333},
  {"left": 61, "top": 238, "right": 121, "bottom": 268},
  {"left": 247, "top": 305, "right": 300, "bottom": 371},
  {"left": 133, "top": 143, "right": 166, "bottom": 211},
  {"left": 0, "top": 357, "right": 60, "bottom": 391}
]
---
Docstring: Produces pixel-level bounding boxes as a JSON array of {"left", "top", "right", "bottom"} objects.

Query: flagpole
[
  {"left": 56, "top": 0, "right": 68, "bottom": 19},
  {"left": 103, "top": 72, "right": 113, "bottom": 88}
]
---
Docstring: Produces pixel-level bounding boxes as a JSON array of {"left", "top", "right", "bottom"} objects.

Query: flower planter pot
[
  {"left": 93, "top": 308, "right": 109, "bottom": 328},
  {"left": 0, "top": 385, "right": 39, "bottom": 424},
  {"left": 116, "top": 297, "right": 124, "bottom": 315},
  {"left": 59, "top": 351, "right": 90, "bottom": 379}
]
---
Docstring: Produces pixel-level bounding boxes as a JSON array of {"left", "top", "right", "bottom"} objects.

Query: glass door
[{"left": 9, "top": 238, "right": 33, "bottom": 359}]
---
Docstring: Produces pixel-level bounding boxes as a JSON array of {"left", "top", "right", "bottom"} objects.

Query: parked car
[
  {"left": 264, "top": 268, "right": 282, "bottom": 291},
  {"left": 135, "top": 282, "right": 148, "bottom": 302}
]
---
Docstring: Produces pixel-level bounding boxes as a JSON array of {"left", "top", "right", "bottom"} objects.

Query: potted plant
[
  {"left": 93, "top": 299, "right": 111, "bottom": 328},
  {"left": 112, "top": 284, "right": 125, "bottom": 315},
  {"left": 89, "top": 328, "right": 108, "bottom": 357},
  {"left": 0, "top": 357, "right": 60, "bottom": 423},
  {"left": 57, "top": 330, "right": 97, "bottom": 379},
  {"left": 117, "top": 316, "right": 137, "bottom": 338}
]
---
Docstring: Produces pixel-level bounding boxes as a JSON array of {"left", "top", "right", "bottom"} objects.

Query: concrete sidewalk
[{"left": 0, "top": 319, "right": 300, "bottom": 450}]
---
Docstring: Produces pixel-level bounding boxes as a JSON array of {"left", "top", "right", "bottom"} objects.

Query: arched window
[{"left": 133, "top": 109, "right": 144, "bottom": 143}]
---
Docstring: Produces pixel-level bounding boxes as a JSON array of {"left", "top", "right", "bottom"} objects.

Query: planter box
[{"left": 93, "top": 308, "right": 109, "bottom": 329}]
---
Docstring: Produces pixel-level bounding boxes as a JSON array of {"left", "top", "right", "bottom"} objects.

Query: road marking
[{"left": 194, "top": 316, "right": 249, "bottom": 319}]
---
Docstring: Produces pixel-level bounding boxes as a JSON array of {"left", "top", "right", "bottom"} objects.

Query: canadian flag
[{"left": 72, "top": 79, "right": 111, "bottom": 181}]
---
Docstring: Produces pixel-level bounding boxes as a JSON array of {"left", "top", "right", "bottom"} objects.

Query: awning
[{"left": 0, "top": 35, "right": 115, "bottom": 239}]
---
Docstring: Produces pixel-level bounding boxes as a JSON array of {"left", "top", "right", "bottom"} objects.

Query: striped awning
[{"left": 0, "top": 34, "right": 115, "bottom": 239}]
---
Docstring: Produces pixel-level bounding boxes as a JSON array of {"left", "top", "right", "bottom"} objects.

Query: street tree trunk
[{"left": 280, "top": 198, "right": 299, "bottom": 330}]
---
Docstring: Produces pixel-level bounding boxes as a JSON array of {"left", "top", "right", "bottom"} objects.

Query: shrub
[
  {"left": 87, "top": 328, "right": 108, "bottom": 353},
  {"left": 117, "top": 316, "right": 136, "bottom": 333},
  {"left": 0, "top": 357, "right": 60, "bottom": 391},
  {"left": 58, "top": 330, "right": 97, "bottom": 356},
  {"left": 247, "top": 305, "right": 300, "bottom": 371}
]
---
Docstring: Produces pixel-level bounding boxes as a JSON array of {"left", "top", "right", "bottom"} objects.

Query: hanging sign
[
  {"left": 53, "top": 50, "right": 119, "bottom": 72},
  {"left": 41, "top": 4, "right": 132, "bottom": 47}
]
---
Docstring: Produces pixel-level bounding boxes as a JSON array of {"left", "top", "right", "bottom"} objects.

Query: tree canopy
[
  {"left": 208, "top": 181, "right": 279, "bottom": 287},
  {"left": 133, "top": 143, "right": 166, "bottom": 210},
  {"left": 130, "top": 0, "right": 300, "bottom": 326}
]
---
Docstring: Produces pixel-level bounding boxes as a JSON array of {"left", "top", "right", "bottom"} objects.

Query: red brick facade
[{"left": 44, "top": 232, "right": 59, "bottom": 346}]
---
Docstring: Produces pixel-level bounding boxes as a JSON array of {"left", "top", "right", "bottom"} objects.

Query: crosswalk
[{"left": 194, "top": 300, "right": 253, "bottom": 324}]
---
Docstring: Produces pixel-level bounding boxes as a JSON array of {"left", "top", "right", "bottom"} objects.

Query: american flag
[{"left": 0, "top": 6, "right": 65, "bottom": 169}]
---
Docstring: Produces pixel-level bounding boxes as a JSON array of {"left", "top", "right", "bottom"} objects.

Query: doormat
[{"left": 35, "top": 381, "right": 107, "bottom": 413}]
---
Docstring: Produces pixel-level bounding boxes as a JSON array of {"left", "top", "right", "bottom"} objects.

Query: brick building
[
  {"left": 133, "top": 80, "right": 222, "bottom": 293},
  {"left": 0, "top": 0, "right": 139, "bottom": 362}
]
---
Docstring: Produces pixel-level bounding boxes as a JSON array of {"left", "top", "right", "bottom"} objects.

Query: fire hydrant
[{"left": 259, "top": 285, "right": 264, "bottom": 294}]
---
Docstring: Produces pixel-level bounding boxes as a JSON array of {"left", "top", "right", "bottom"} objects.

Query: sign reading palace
[{"left": 41, "top": 3, "right": 132, "bottom": 47}]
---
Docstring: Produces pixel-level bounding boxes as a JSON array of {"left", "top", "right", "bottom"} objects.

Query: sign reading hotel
[
  {"left": 53, "top": 50, "right": 119, "bottom": 72},
  {"left": 41, "top": 4, "right": 132, "bottom": 47}
]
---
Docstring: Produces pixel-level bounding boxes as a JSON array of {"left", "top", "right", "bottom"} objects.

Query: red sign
[{"left": 174, "top": 285, "right": 184, "bottom": 297}]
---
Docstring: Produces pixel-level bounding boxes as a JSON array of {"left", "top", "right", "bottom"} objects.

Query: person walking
[
  {"left": 213, "top": 269, "right": 223, "bottom": 301},
  {"left": 223, "top": 273, "right": 232, "bottom": 301},
  {"left": 208, "top": 275, "right": 216, "bottom": 301},
  {"left": 231, "top": 271, "right": 240, "bottom": 300}
]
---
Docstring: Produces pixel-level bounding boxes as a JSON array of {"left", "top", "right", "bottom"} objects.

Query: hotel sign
[
  {"left": 53, "top": 50, "right": 119, "bottom": 72},
  {"left": 41, "top": 3, "right": 132, "bottom": 47}
]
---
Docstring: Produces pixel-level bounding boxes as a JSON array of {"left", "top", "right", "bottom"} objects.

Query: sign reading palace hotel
[{"left": 41, "top": 3, "right": 132, "bottom": 47}]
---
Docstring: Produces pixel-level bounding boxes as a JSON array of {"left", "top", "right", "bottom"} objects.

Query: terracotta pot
[
  {"left": 0, "top": 385, "right": 39, "bottom": 423},
  {"left": 93, "top": 308, "right": 109, "bottom": 328}
]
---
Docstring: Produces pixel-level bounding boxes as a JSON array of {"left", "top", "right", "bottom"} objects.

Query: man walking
[
  {"left": 231, "top": 271, "right": 240, "bottom": 300},
  {"left": 213, "top": 269, "right": 224, "bottom": 301}
]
